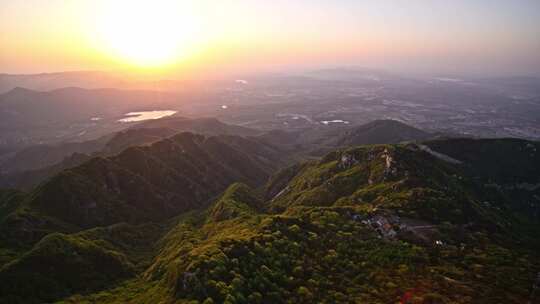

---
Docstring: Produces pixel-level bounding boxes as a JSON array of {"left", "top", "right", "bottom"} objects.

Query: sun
[{"left": 97, "top": 0, "right": 201, "bottom": 67}]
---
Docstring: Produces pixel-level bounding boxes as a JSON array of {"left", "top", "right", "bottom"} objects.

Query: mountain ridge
[
  {"left": 0, "top": 135, "right": 539, "bottom": 303},
  {"left": 0, "top": 132, "right": 286, "bottom": 249}
]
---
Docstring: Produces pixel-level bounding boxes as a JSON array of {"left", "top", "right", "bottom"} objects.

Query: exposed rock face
[
  {"left": 381, "top": 148, "right": 398, "bottom": 180},
  {"left": 340, "top": 152, "right": 359, "bottom": 169}
]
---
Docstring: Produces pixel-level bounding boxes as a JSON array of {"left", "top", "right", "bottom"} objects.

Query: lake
[{"left": 118, "top": 110, "right": 177, "bottom": 123}]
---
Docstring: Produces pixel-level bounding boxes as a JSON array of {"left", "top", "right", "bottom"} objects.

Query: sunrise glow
[
  {"left": 1, "top": 0, "right": 539, "bottom": 75},
  {"left": 95, "top": 0, "right": 203, "bottom": 67}
]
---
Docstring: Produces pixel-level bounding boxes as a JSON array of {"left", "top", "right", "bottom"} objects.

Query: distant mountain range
[
  {"left": 0, "top": 69, "right": 398, "bottom": 94},
  {"left": 0, "top": 71, "right": 202, "bottom": 94},
  {"left": 0, "top": 71, "right": 124, "bottom": 94}
]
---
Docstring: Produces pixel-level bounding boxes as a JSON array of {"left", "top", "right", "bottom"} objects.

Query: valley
[{"left": 0, "top": 71, "right": 539, "bottom": 304}]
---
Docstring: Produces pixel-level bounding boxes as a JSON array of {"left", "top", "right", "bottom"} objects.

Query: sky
[{"left": 1, "top": 0, "right": 539, "bottom": 77}]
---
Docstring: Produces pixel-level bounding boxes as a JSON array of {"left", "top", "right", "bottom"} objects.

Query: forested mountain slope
[
  {"left": 0, "top": 138, "right": 539, "bottom": 304},
  {"left": 0, "top": 133, "right": 285, "bottom": 250}
]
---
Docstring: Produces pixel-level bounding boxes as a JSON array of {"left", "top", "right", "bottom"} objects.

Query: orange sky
[{"left": 1, "top": 0, "right": 539, "bottom": 76}]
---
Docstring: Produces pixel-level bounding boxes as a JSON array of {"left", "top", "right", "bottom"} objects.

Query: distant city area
[{"left": 197, "top": 70, "right": 540, "bottom": 140}]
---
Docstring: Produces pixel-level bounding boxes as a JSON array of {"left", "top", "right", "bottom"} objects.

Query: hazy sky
[{"left": 1, "top": 0, "right": 539, "bottom": 76}]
